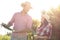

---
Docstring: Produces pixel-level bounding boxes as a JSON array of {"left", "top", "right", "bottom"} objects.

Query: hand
[
  {"left": 1, "top": 23, "right": 13, "bottom": 31},
  {"left": 1, "top": 23, "right": 7, "bottom": 27}
]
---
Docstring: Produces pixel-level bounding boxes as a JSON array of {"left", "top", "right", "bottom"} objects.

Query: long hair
[{"left": 40, "top": 18, "right": 49, "bottom": 27}]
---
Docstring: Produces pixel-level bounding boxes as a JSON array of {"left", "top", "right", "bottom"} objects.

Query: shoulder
[
  {"left": 14, "top": 12, "right": 20, "bottom": 15},
  {"left": 27, "top": 14, "right": 32, "bottom": 19},
  {"left": 13, "top": 12, "right": 20, "bottom": 16}
]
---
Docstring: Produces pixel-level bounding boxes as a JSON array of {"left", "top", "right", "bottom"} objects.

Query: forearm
[
  {"left": 1, "top": 23, "right": 13, "bottom": 31},
  {"left": 7, "top": 23, "right": 11, "bottom": 27}
]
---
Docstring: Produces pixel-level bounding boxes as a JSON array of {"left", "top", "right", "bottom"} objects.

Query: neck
[{"left": 21, "top": 10, "right": 27, "bottom": 16}]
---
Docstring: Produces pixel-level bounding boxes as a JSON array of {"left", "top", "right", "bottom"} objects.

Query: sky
[{"left": 0, "top": 0, "right": 60, "bottom": 35}]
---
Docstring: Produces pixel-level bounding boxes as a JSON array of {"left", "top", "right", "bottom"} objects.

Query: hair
[
  {"left": 40, "top": 17, "right": 48, "bottom": 27},
  {"left": 21, "top": 1, "right": 31, "bottom": 7}
]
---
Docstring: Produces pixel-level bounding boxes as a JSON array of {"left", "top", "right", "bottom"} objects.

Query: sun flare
[
  {"left": 28, "top": 0, "right": 60, "bottom": 21},
  {"left": 0, "top": 0, "right": 60, "bottom": 35}
]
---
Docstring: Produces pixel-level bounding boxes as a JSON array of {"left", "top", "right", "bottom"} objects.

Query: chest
[{"left": 15, "top": 15, "right": 28, "bottom": 23}]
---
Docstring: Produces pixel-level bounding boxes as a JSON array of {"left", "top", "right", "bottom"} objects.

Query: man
[{"left": 2, "top": 1, "right": 33, "bottom": 40}]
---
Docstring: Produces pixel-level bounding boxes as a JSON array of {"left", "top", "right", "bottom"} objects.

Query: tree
[
  {"left": 2, "top": 35, "right": 10, "bottom": 40},
  {"left": 32, "top": 19, "right": 40, "bottom": 34},
  {"left": 0, "top": 35, "right": 2, "bottom": 40},
  {"left": 47, "top": 5, "right": 60, "bottom": 40},
  {"left": 28, "top": 19, "right": 40, "bottom": 40}
]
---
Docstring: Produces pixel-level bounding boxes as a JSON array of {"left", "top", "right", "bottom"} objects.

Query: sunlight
[
  {"left": 0, "top": 0, "right": 60, "bottom": 35},
  {"left": 28, "top": 0, "right": 60, "bottom": 21}
]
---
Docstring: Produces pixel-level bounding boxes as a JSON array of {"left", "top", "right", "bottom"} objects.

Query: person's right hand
[
  {"left": 1, "top": 23, "right": 13, "bottom": 31},
  {"left": 1, "top": 23, "right": 7, "bottom": 27}
]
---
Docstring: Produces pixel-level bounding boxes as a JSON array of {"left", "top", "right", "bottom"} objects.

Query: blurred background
[{"left": 0, "top": 0, "right": 60, "bottom": 40}]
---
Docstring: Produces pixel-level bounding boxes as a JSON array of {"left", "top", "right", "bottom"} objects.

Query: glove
[
  {"left": 1, "top": 23, "right": 13, "bottom": 31},
  {"left": 1, "top": 23, "right": 7, "bottom": 27}
]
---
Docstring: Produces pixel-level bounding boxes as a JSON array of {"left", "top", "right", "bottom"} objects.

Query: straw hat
[{"left": 21, "top": 1, "right": 32, "bottom": 8}]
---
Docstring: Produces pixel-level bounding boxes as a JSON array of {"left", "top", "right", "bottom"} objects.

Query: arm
[
  {"left": 26, "top": 17, "right": 33, "bottom": 32},
  {"left": 1, "top": 13, "right": 16, "bottom": 31},
  {"left": 46, "top": 24, "right": 52, "bottom": 38},
  {"left": 7, "top": 13, "right": 16, "bottom": 27},
  {"left": 1, "top": 23, "right": 13, "bottom": 31}
]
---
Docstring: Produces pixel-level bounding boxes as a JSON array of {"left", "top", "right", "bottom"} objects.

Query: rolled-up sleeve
[{"left": 8, "top": 13, "right": 16, "bottom": 26}]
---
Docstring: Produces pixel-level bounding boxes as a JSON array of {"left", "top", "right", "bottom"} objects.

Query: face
[
  {"left": 23, "top": 5, "right": 31, "bottom": 13},
  {"left": 41, "top": 17, "right": 45, "bottom": 23},
  {"left": 22, "top": 2, "right": 32, "bottom": 13}
]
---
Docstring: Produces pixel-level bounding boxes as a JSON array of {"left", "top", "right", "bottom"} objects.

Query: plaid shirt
[{"left": 36, "top": 23, "right": 52, "bottom": 39}]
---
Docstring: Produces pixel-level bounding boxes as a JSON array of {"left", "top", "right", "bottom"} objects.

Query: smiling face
[
  {"left": 22, "top": 2, "right": 32, "bottom": 13},
  {"left": 24, "top": 4, "right": 31, "bottom": 12},
  {"left": 41, "top": 16, "right": 49, "bottom": 26}
]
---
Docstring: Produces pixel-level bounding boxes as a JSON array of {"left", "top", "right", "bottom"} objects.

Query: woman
[{"left": 36, "top": 15, "right": 52, "bottom": 40}]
